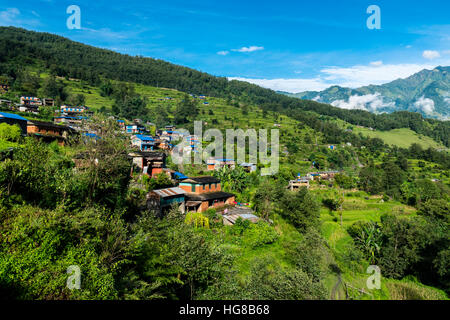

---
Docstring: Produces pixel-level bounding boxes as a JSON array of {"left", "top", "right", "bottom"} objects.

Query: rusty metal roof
[{"left": 152, "top": 187, "right": 186, "bottom": 198}]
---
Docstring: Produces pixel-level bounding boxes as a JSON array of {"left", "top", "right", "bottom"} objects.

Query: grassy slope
[{"left": 353, "top": 127, "right": 446, "bottom": 150}]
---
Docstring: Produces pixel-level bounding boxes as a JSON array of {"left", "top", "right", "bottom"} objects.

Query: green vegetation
[
  {"left": 0, "top": 26, "right": 448, "bottom": 301},
  {"left": 353, "top": 127, "right": 446, "bottom": 149}
]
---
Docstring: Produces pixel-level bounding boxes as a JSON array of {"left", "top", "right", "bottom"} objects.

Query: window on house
[{"left": 191, "top": 184, "right": 195, "bottom": 192}]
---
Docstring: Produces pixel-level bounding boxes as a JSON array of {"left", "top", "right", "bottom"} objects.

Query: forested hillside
[
  {"left": 0, "top": 27, "right": 448, "bottom": 147},
  {"left": 285, "top": 67, "right": 450, "bottom": 119}
]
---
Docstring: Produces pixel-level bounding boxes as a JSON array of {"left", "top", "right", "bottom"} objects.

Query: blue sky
[{"left": 1, "top": 0, "right": 449, "bottom": 92}]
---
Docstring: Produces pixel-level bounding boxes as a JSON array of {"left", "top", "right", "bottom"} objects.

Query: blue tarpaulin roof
[
  {"left": 174, "top": 172, "right": 188, "bottom": 180},
  {"left": 0, "top": 112, "right": 28, "bottom": 121},
  {"left": 135, "top": 134, "right": 154, "bottom": 141}
]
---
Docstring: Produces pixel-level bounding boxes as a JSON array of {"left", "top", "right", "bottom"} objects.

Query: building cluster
[
  {"left": 287, "top": 170, "right": 340, "bottom": 190},
  {"left": 0, "top": 92, "right": 265, "bottom": 224}
]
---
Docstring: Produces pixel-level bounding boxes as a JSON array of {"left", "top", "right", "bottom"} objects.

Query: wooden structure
[
  {"left": 222, "top": 207, "right": 261, "bottom": 225},
  {"left": 129, "top": 151, "right": 166, "bottom": 177},
  {"left": 27, "top": 121, "right": 75, "bottom": 146},
  {"left": 146, "top": 187, "right": 186, "bottom": 217}
]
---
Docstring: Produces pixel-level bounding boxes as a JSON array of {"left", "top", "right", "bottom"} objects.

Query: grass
[
  {"left": 315, "top": 190, "right": 446, "bottom": 300},
  {"left": 353, "top": 127, "right": 446, "bottom": 150}
]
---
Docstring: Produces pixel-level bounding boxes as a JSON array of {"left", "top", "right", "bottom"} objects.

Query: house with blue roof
[
  {"left": 131, "top": 134, "right": 155, "bottom": 151},
  {"left": 126, "top": 124, "right": 146, "bottom": 134},
  {"left": 0, "top": 112, "right": 28, "bottom": 134}
]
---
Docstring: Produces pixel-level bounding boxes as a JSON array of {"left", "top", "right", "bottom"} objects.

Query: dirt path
[{"left": 330, "top": 273, "right": 342, "bottom": 300}]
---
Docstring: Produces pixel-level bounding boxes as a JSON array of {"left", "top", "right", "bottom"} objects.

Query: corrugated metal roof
[{"left": 153, "top": 187, "right": 186, "bottom": 198}]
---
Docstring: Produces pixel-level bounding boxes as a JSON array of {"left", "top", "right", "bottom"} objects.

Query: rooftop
[
  {"left": 151, "top": 187, "right": 186, "bottom": 198},
  {"left": 186, "top": 191, "right": 235, "bottom": 201},
  {"left": 0, "top": 112, "right": 28, "bottom": 121},
  {"left": 181, "top": 176, "right": 220, "bottom": 184}
]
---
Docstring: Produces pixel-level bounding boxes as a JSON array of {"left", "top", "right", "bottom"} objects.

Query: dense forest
[{"left": 0, "top": 27, "right": 448, "bottom": 147}]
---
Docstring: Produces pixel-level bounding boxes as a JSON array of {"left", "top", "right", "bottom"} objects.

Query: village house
[
  {"left": 27, "top": 120, "right": 75, "bottom": 146},
  {"left": 20, "top": 96, "right": 42, "bottom": 106},
  {"left": 129, "top": 151, "right": 166, "bottom": 177},
  {"left": 54, "top": 116, "right": 83, "bottom": 127},
  {"left": 206, "top": 157, "right": 236, "bottom": 171},
  {"left": 306, "top": 170, "right": 340, "bottom": 181},
  {"left": 146, "top": 186, "right": 187, "bottom": 217},
  {"left": 42, "top": 98, "right": 55, "bottom": 107},
  {"left": 18, "top": 104, "right": 39, "bottom": 114},
  {"left": 131, "top": 134, "right": 156, "bottom": 151},
  {"left": 126, "top": 124, "right": 147, "bottom": 134},
  {"left": 60, "top": 105, "right": 89, "bottom": 115},
  {"left": 288, "top": 177, "right": 310, "bottom": 190},
  {"left": 0, "top": 112, "right": 28, "bottom": 134},
  {"left": 179, "top": 176, "right": 235, "bottom": 213}
]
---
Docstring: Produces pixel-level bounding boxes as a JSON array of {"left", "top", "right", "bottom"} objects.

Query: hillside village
[
  {"left": 1, "top": 94, "right": 346, "bottom": 225},
  {"left": 0, "top": 27, "right": 449, "bottom": 301}
]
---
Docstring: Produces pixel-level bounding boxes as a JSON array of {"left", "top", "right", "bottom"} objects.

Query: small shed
[{"left": 147, "top": 187, "right": 186, "bottom": 217}]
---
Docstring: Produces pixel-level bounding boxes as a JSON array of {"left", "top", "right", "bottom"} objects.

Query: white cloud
[
  {"left": 320, "top": 63, "right": 436, "bottom": 88},
  {"left": 230, "top": 62, "right": 439, "bottom": 93},
  {"left": 217, "top": 50, "right": 229, "bottom": 56},
  {"left": 414, "top": 96, "right": 435, "bottom": 114},
  {"left": 231, "top": 46, "right": 264, "bottom": 53},
  {"left": 330, "top": 93, "right": 395, "bottom": 112},
  {"left": 370, "top": 61, "right": 383, "bottom": 66},
  {"left": 228, "top": 77, "right": 331, "bottom": 92},
  {"left": 0, "top": 8, "right": 20, "bottom": 25},
  {"left": 423, "top": 50, "right": 441, "bottom": 60}
]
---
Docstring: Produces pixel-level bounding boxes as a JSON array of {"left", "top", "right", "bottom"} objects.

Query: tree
[
  {"left": 100, "top": 80, "right": 114, "bottom": 97},
  {"left": 0, "top": 123, "right": 20, "bottom": 141},
  {"left": 67, "top": 93, "right": 86, "bottom": 106},
  {"left": 347, "top": 221, "right": 382, "bottom": 264},
  {"left": 174, "top": 94, "right": 198, "bottom": 124},
  {"left": 278, "top": 187, "right": 320, "bottom": 232},
  {"left": 377, "top": 214, "right": 427, "bottom": 279},
  {"left": 78, "top": 115, "right": 132, "bottom": 209},
  {"left": 146, "top": 172, "right": 174, "bottom": 191},
  {"left": 334, "top": 173, "right": 355, "bottom": 189},
  {"left": 358, "top": 164, "right": 383, "bottom": 194}
]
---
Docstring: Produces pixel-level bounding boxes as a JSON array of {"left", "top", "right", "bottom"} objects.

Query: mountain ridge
[{"left": 283, "top": 66, "right": 450, "bottom": 119}]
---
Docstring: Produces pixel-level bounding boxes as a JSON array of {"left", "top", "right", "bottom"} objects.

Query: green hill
[{"left": 0, "top": 26, "right": 449, "bottom": 148}]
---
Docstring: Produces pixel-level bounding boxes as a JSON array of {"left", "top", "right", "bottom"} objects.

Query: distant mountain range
[{"left": 281, "top": 66, "right": 450, "bottom": 120}]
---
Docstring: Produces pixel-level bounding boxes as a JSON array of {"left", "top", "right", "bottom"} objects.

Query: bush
[{"left": 243, "top": 221, "right": 279, "bottom": 248}]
